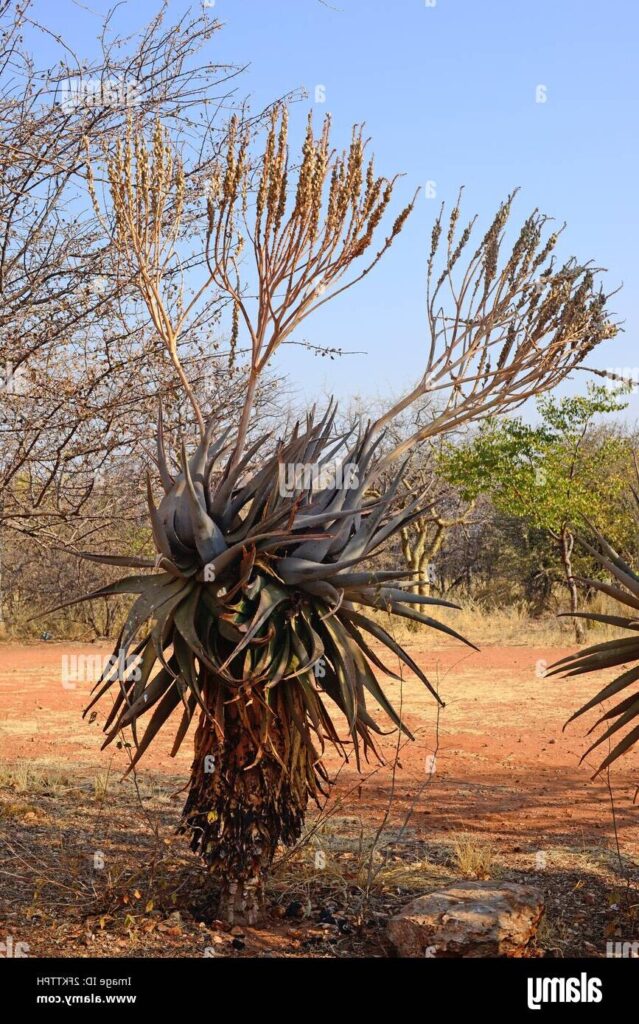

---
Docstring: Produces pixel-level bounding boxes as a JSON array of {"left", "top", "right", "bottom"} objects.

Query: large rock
[{"left": 387, "top": 881, "right": 544, "bottom": 957}]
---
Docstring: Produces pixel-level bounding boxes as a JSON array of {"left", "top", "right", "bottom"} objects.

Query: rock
[{"left": 387, "top": 881, "right": 544, "bottom": 958}]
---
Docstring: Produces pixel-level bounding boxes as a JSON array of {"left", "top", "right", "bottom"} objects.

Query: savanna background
[{"left": 1, "top": 0, "right": 638, "bottom": 958}]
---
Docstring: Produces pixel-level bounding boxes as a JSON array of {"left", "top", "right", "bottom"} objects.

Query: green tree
[{"left": 440, "top": 385, "right": 634, "bottom": 642}]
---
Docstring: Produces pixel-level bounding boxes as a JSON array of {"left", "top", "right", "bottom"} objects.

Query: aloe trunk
[{"left": 181, "top": 677, "right": 312, "bottom": 924}]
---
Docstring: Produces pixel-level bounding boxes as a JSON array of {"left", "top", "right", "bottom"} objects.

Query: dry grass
[
  {"left": 1, "top": 763, "right": 637, "bottom": 957},
  {"left": 450, "top": 833, "right": 497, "bottom": 879},
  {"left": 0, "top": 764, "right": 72, "bottom": 795},
  {"left": 366, "top": 591, "right": 630, "bottom": 648},
  {"left": 0, "top": 798, "right": 45, "bottom": 822},
  {"left": 93, "top": 772, "right": 111, "bottom": 802}
]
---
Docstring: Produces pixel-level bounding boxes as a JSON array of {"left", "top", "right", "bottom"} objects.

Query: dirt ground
[{"left": 0, "top": 637, "right": 638, "bottom": 958}]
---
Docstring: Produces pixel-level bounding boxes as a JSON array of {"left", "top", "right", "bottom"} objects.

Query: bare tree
[{"left": 0, "top": 0, "right": 250, "bottom": 532}]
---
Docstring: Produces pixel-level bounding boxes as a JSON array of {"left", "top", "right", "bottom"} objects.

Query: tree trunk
[
  {"left": 560, "top": 528, "right": 585, "bottom": 644},
  {"left": 418, "top": 552, "right": 431, "bottom": 598},
  {"left": 401, "top": 523, "right": 445, "bottom": 609},
  {"left": 180, "top": 676, "right": 312, "bottom": 925}
]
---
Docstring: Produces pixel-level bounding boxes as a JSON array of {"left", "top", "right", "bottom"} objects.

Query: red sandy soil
[
  {"left": 0, "top": 639, "right": 637, "bottom": 957},
  {"left": 1, "top": 639, "right": 637, "bottom": 847}
]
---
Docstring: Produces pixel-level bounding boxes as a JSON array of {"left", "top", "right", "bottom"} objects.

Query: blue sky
[{"left": 29, "top": 0, "right": 639, "bottom": 418}]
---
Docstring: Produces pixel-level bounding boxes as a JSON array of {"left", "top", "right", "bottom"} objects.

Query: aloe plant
[
  {"left": 548, "top": 522, "right": 639, "bottom": 777},
  {"left": 49, "top": 402, "right": 474, "bottom": 921},
  {"left": 75, "top": 106, "right": 617, "bottom": 924}
]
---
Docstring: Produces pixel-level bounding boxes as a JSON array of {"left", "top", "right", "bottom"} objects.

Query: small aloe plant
[{"left": 548, "top": 519, "right": 639, "bottom": 776}]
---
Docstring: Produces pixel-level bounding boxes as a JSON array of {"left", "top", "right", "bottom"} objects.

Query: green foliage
[{"left": 439, "top": 384, "right": 634, "bottom": 547}]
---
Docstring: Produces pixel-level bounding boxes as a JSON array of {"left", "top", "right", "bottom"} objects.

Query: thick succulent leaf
[
  {"left": 101, "top": 637, "right": 158, "bottom": 735},
  {"left": 558, "top": 612, "right": 639, "bottom": 632},
  {"left": 71, "top": 401, "right": 476, "bottom": 776},
  {"left": 589, "top": 723, "right": 639, "bottom": 776},
  {"left": 580, "top": 696, "right": 639, "bottom": 758},
  {"left": 589, "top": 690, "right": 639, "bottom": 729},
  {"left": 299, "top": 579, "right": 342, "bottom": 606},
  {"left": 554, "top": 524, "right": 639, "bottom": 773},
  {"left": 572, "top": 576, "right": 639, "bottom": 613},
  {"left": 379, "top": 601, "right": 479, "bottom": 650},
  {"left": 146, "top": 473, "right": 175, "bottom": 561},
  {"left": 170, "top": 692, "right": 198, "bottom": 757},
  {"left": 548, "top": 638, "right": 639, "bottom": 678},
  {"left": 124, "top": 683, "right": 184, "bottom": 775},
  {"left": 116, "top": 657, "right": 179, "bottom": 729},
  {"left": 173, "top": 629, "right": 209, "bottom": 716},
  {"left": 350, "top": 639, "right": 412, "bottom": 738},
  {"left": 73, "top": 551, "right": 158, "bottom": 569},
  {"left": 340, "top": 617, "right": 402, "bottom": 681},
  {"left": 180, "top": 440, "right": 227, "bottom": 562},
  {"left": 341, "top": 607, "right": 443, "bottom": 705},
  {"left": 218, "top": 586, "right": 288, "bottom": 671},
  {"left": 578, "top": 523, "right": 639, "bottom": 585},
  {"left": 351, "top": 586, "right": 459, "bottom": 612},
  {"left": 156, "top": 400, "right": 176, "bottom": 493},
  {"left": 36, "top": 574, "right": 159, "bottom": 620},
  {"left": 118, "top": 576, "right": 190, "bottom": 653},
  {"left": 319, "top": 616, "right": 358, "bottom": 732},
  {"left": 560, "top": 664, "right": 639, "bottom": 726},
  {"left": 173, "top": 586, "right": 219, "bottom": 677},
  {"left": 576, "top": 535, "right": 639, "bottom": 599}
]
